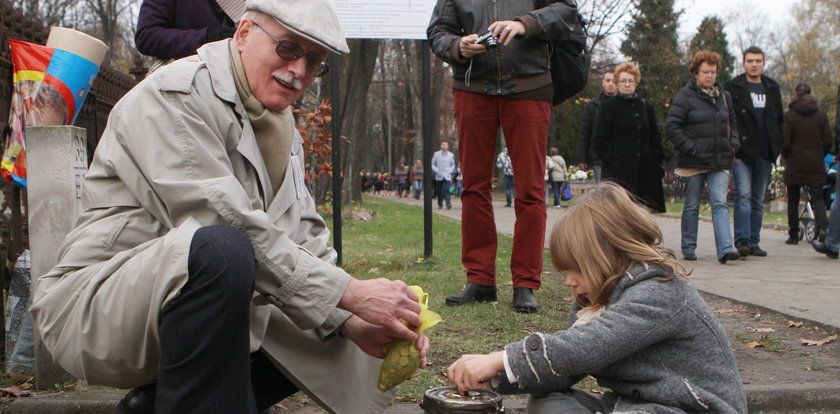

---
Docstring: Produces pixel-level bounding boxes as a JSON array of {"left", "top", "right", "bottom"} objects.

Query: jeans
[
  {"left": 502, "top": 174, "right": 515, "bottom": 206},
  {"left": 732, "top": 157, "right": 772, "bottom": 248},
  {"left": 592, "top": 164, "right": 602, "bottom": 184},
  {"left": 527, "top": 389, "right": 607, "bottom": 414},
  {"left": 826, "top": 175, "right": 840, "bottom": 251},
  {"left": 413, "top": 179, "right": 423, "bottom": 199},
  {"left": 681, "top": 171, "right": 735, "bottom": 260},
  {"left": 435, "top": 179, "right": 451, "bottom": 207},
  {"left": 786, "top": 184, "right": 827, "bottom": 238},
  {"left": 550, "top": 181, "right": 565, "bottom": 206}
]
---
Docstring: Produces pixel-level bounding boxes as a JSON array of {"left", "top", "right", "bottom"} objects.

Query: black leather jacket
[{"left": 426, "top": 0, "right": 577, "bottom": 96}]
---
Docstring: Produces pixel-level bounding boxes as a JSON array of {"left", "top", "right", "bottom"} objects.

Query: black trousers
[
  {"left": 156, "top": 225, "right": 298, "bottom": 413},
  {"left": 786, "top": 184, "right": 828, "bottom": 238}
]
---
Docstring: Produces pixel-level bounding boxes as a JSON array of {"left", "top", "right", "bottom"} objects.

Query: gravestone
[{"left": 25, "top": 125, "right": 87, "bottom": 388}]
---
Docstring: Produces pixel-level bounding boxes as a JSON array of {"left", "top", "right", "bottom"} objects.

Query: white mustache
[{"left": 272, "top": 72, "right": 302, "bottom": 90}]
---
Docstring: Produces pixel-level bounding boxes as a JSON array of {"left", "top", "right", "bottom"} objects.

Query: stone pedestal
[{"left": 25, "top": 125, "right": 87, "bottom": 388}]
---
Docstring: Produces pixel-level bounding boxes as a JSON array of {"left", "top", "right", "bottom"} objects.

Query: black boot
[
  {"left": 512, "top": 287, "right": 539, "bottom": 313},
  {"left": 115, "top": 383, "right": 156, "bottom": 414},
  {"left": 445, "top": 282, "right": 497, "bottom": 306},
  {"left": 785, "top": 234, "right": 799, "bottom": 245}
]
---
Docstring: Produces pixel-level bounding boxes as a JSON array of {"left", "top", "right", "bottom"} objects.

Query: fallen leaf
[
  {"left": 715, "top": 306, "right": 746, "bottom": 314},
  {"left": 747, "top": 327, "right": 775, "bottom": 333},
  {"left": 787, "top": 321, "right": 804, "bottom": 328},
  {"left": 746, "top": 341, "right": 764, "bottom": 348},
  {"left": 520, "top": 327, "right": 535, "bottom": 334},
  {"left": 436, "top": 377, "right": 448, "bottom": 385},
  {"left": 0, "top": 386, "right": 31, "bottom": 398},
  {"left": 386, "top": 248, "right": 394, "bottom": 252},
  {"left": 369, "top": 267, "right": 380, "bottom": 274},
  {"left": 800, "top": 334, "right": 838, "bottom": 346},
  {"left": 8, "top": 372, "right": 32, "bottom": 385}
]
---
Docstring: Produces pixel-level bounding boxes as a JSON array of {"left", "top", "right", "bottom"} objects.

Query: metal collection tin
[{"left": 420, "top": 386, "right": 505, "bottom": 414}]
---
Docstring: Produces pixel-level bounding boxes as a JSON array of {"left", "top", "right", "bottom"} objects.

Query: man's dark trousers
[{"left": 155, "top": 225, "right": 298, "bottom": 413}]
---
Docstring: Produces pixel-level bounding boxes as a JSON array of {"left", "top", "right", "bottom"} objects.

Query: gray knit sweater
[{"left": 499, "top": 263, "right": 747, "bottom": 414}]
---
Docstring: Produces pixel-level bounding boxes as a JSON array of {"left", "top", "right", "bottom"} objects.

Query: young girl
[{"left": 446, "top": 182, "right": 747, "bottom": 413}]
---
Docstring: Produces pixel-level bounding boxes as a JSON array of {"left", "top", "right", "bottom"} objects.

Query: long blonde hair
[{"left": 550, "top": 182, "right": 688, "bottom": 308}]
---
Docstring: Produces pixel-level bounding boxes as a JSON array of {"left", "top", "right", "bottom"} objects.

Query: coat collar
[{"left": 197, "top": 40, "right": 276, "bottom": 208}]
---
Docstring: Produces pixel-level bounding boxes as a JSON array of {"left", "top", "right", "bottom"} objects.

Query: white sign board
[{"left": 328, "top": 0, "right": 438, "bottom": 40}]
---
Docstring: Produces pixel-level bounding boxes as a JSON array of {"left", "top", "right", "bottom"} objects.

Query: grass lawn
[{"left": 326, "top": 196, "right": 577, "bottom": 404}]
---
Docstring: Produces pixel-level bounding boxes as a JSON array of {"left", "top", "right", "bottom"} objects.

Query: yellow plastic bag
[{"left": 376, "top": 285, "right": 442, "bottom": 392}]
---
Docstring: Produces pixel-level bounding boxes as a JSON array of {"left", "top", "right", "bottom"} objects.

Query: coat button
[
  {"left": 527, "top": 336, "right": 540, "bottom": 350},
  {"left": 632, "top": 389, "right": 641, "bottom": 399}
]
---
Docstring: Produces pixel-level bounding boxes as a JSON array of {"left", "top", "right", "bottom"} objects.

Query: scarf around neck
[{"left": 228, "top": 39, "right": 293, "bottom": 195}]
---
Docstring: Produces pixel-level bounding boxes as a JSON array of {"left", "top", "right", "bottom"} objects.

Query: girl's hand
[{"left": 446, "top": 352, "right": 505, "bottom": 393}]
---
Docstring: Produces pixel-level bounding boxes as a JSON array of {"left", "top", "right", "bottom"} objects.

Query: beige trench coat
[{"left": 30, "top": 40, "right": 392, "bottom": 413}]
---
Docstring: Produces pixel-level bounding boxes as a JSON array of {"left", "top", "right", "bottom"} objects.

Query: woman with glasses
[
  {"left": 666, "top": 50, "right": 741, "bottom": 264},
  {"left": 594, "top": 62, "right": 666, "bottom": 213}
]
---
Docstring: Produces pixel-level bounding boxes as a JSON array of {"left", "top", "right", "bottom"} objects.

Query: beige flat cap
[{"left": 245, "top": 0, "right": 350, "bottom": 55}]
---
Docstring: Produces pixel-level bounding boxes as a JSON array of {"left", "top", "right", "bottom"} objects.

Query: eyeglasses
[
  {"left": 617, "top": 79, "right": 636, "bottom": 85},
  {"left": 251, "top": 21, "right": 330, "bottom": 77}
]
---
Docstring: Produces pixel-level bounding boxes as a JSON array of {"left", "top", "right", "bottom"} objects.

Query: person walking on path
[
  {"left": 411, "top": 159, "right": 424, "bottom": 199},
  {"left": 575, "top": 71, "right": 617, "bottom": 183},
  {"left": 812, "top": 84, "right": 840, "bottom": 259},
  {"left": 29, "top": 2, "right": 429, "bottom": 413},
  {"left": 782, "top": 82, "right": 832, "bottom": 245},
  {"left": 548, "top": 147, "right": 567, "bottom": 208},
  {"left": 432, "top": 141, "right": 456, "bottom": 209},
  {"left": 428, "top": 0, "right": 580, "bottom": 313},
  {"left": 496, "top": 147, "right": 515, "bottom": 207},
  {"left": 394, "top": 161, "right": 409, "bottom": 198},
  {"left": 594, "top": 62, "right": 665, "bottom": 213},
  {"left": 667, "top": 50, "right": 741, "bottom": 264},
  {"left": 725, "top": 46, "right": 784, "bottom": 258}
]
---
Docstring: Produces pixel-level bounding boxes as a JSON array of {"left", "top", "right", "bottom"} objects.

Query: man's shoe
[
  {"left": 446, "top": 204, "right": 452, "bottom": 210},
  {"left": 115, "top": 383, "right": 156, "bottom": 414},
  {"left": 683, "top": 252, "right": 697, "bottom": 261},
  {"left": 512, "top": 287, "right": 539, "bottom": 313},
  {"left": 750, "top": 246, "right": 768, "bottom": 256},
  {"left": 812, "top": 241, "right": 839, "bottom": 259},
  {"left": 445, "top": 282, "right": 497, "bottom": 306},
  {"left": 719, "top": 251, "right": 740, "bottom": 264},
  {"left": 735, "top": 244, "right": 751, "bottom": 257},
  {"left": 785, "top": 235, "right": 799, "bottom": 245}
]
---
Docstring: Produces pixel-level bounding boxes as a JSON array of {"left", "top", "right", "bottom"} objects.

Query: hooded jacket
[
  {"left": 782, "top": 96, "right": 832, "bottom": 186},
  {"left": 725, "top": 74, "right": 784, "bottom": 163},
  {"left": 498, "top": 263, "right": 747, "bottom": 414},
  {"left": 426, "top": 0, "right": 577, "bottom": 96},
  {"left": 666, "top": 79, "right": 740, "bottom": 171}
]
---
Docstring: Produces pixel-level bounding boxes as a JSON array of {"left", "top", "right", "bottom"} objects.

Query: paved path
[{"left": 377, "top": 193, "right": 840, "bottom": 329}]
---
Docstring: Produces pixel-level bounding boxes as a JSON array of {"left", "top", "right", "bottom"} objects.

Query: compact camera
[{"left": 475, "top": 32, "right": 498, "bottom": 48}]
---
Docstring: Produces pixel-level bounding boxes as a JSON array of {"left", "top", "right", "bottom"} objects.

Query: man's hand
[
  {"left": 338, "top": 278, "right": 422, "bottom": 341},
  {"left": 459, "top": 34, "right": 488, "bottom": 58},
  {"left": 447, "top": 352, "right": 505, "bottom": 393},
  {"left": 341, "top": 316, "right": 431, "bottom": 367},
  {"left": 488, "top": 21, "right": 525, "bottom": 45},
  {"left": 576, "top": 162, "right": 588, "bottom": 170}
]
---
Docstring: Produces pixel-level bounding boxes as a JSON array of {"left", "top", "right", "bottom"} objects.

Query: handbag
[
  {"left": 561, "top": 184, "right": 573, "bottom": 201},
  {"left": 539, "top": 0, "right": 590, "bottom": 105}
]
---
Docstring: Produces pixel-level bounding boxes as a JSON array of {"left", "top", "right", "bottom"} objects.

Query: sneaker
[
  {"left": 812, "top": 241, "right": 839, "bottom": 259},
  {"left": 785, "top": 235, "right": 799, "bottom": 245},
  {"left": 735, "top": 244, "right": 751, "bottom": 257},
  {"left": 683, "top": 252, "right": 697, "bottom": 261},
  {"left": 750, "top": 246, "right": 768, "bottom": 256},
  {"left": 719, "top": 250, "right": 740, "bottom": 264},
  {"left": 553, "top": 205, "right": 562, "bottom": 209}
]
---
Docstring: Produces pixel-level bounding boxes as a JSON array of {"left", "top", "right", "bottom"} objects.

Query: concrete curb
[{"left": 5, "top": 384, "right": 840, "bottom": 413}]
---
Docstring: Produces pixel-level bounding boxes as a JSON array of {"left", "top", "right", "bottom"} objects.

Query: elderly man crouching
[{"left": 29, "top": 1, "right": 429, "bottom": 413}]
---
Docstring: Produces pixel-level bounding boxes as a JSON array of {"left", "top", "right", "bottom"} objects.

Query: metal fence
[{"left": 0, "top": 0, "right": 136, "bottom": 362}]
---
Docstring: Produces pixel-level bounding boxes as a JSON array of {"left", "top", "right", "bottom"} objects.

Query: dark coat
[
  {"left": 427, "top": 0, "right": 577, "bottom": 96},
  {"left": 666, "top": 79, "right": 740, "bottom": 171},
  {"left": 724, "top": 74, "right": 784, "bottom": 163},
  {"left": 594, "top": 94, "right": 665, "bottom": 212},
  {"left": 136, "top": 0, "right": 234, "bottom": 60},
  {"left": 782, "top": 96, "right": 832, "bottom": 186},
  {"left": 836, "top": 84, "right": 840, "bottom": 153},
  {"left": 574, "top": 93, "right": 613, "bottom": 166}
]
